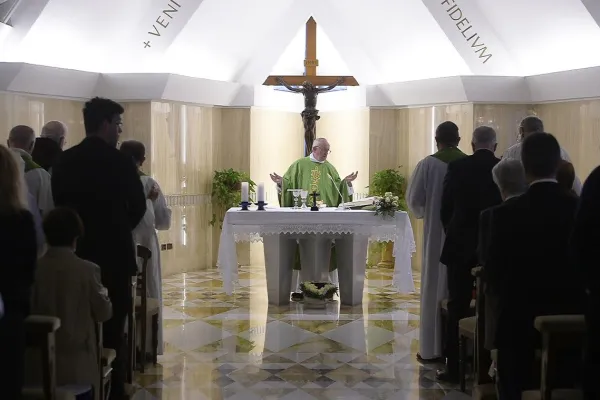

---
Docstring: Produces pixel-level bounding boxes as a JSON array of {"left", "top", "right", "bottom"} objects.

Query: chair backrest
[{"left": 24, "top": 316, "right": 61, "bottom": 400}]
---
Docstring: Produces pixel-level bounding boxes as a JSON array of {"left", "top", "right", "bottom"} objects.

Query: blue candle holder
[
  {"left": 257, "top": 201, "right": 267, "bottom": 211},
  {"left": 240, "top": 201, "right": 250, "bottom": 211}
]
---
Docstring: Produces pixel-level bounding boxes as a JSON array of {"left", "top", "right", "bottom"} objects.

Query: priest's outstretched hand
[
  {"left": 270, "top": 172, "right": 283, "bottom": 185},
  {"left": 344, "top": 171, "right": 358, "bottom": 185}
]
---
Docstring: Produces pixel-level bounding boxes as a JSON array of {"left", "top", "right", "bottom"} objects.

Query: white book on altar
[{"left": 343, "top": 197, "right": 376, "bottom": 208}]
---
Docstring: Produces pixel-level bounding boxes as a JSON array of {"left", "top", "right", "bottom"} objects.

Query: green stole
[
  {"left": 430, "top": 146, "right": 467, "bottom": 164},
  {"left": 21, "top": 153, "right": 42, "bottom": 173}
]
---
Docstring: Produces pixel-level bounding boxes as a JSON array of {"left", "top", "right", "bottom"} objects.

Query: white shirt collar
[
  {"left": 309, "top": 154, "right": 325, "bottom": 164},
  {"left": 530, "top": 178, "right": 558, "bottom": 186}
]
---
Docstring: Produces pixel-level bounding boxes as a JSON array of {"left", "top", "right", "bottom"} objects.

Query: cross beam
[{"left": 263, "top": 17, "right": 359, "bottom": 87}]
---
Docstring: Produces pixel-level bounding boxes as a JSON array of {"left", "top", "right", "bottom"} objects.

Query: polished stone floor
[{"left": 131, "top": 266, "right": 458, "bottom": 399}]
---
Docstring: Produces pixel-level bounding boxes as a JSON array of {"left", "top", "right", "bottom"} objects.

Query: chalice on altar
[
  {"left": 300, "top": 190, "right": 308, "bottom": 209},
  {"left": 287, "top": 189, "right": 302, "bottom": 209}
]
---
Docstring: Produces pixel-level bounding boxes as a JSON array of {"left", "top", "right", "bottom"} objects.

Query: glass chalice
[
  {"left": 287, "top": 189, "right": 302, "bottom": 209},
  {"left": 300, "top": 190, "right": 308, "bottom": 209}
]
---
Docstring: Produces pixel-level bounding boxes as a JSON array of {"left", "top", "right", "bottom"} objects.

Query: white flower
[
  {"left": 385, "top": 197, "right": 391, "bottom": 203},
  {"left": 392, "top": 201, "right": 398, "bottom": 207},
  {"left": 393, "top": 196, "right": 399, "bottom": 202}
]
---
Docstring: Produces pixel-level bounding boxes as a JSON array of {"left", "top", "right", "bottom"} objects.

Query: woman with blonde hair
[{"left": 0, "top": 144, "right": 39, "bottom": 399}]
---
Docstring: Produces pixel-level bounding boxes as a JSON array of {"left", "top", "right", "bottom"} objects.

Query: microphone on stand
[{"left": 328, "top": 173, "right": 347, "bottom": 210}]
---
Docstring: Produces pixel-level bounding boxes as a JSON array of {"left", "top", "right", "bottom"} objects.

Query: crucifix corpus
[{"left": 263, "top": 17, "right": 359, "bottom": 156}]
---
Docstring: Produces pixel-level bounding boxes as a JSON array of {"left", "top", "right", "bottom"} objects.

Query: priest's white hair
[
  {"left": 472, "top": 126, "right": 497, "bottom": 145},
  {"left": 492, "top": 159, "right": 527, "bottom": 197},
  {"left": 41, "top": 120, "right": 67, "bottom": 143},
  {"left": 312, "top": 138, "right": 329, "bottom": 148}
]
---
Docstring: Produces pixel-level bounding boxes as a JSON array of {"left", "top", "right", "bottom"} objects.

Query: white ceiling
[{"left": 1, "top": 0, "right": 600, "bottom": 85}]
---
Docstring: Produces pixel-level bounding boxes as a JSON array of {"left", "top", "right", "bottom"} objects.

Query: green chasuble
[
  {"left": 430, "top": 146, "right": 466, "bottom": 164},
  {"left": 20, "top": 153, "right": 42, "bottom": 173},
  {"left": 281, "top": 157, "right": 351, "bottom": 273},
  {"left": 281, "top": 157, "right": 351, "bottom": 207}
]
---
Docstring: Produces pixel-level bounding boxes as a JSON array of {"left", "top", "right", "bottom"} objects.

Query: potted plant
[
  {"left": 299, "top": 281, "right": 338, "bottom": 306},
  {"left": 210, "top": 168, "right": 255, "bottom": 228},
  {"left": 367, "top": 167, "right": 408, "bottom": 268}
]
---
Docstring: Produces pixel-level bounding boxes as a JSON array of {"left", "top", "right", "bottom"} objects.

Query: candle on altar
[
  {"left": 241, "top": 182, "right": 249, "bottom": 203},
  {"left": 257, "top": 183, "right": 265, "bottom": 202}
]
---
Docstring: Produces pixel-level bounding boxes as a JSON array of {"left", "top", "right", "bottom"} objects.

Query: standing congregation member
[
  {"left": 502, "top": 116, "right": 582, "bottom": 194},
  {"left": 120, "top": 140, "right": 171, "bottom": 356},
  {"left": 8, "top": 125, "right": 54, "bottom": 214},
  {"left": 32, "top": 120, "right": 68, "bottom": 173},
  {"left": 406, "top": 121, "right": 466, "bottom": 363},
  {"left": 52, "top": 97, "right": 147, "bottom": 400},
  {"left": 486, "top": 133, "right": 583, "bottom": 399},
  {"left": 479, "top": 160, "right": 527, "bottom": 352},
  {"left": 269, "top": 138, "right": 358, "bottom": 286},
  {"left": 31, "top": 207, "right": 112, "bottom": 391},
  {"left": 571, "top": 164, "right": 600, "bottom": 400},
  {"left": 0, "top": 144, "right": 38, "bottom": 399},
  {"left": 438, "top": 126, "right": 502, "bottom": 381}
]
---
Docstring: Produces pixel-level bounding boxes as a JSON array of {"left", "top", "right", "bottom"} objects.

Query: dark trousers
[
  {"left": 445, "top": 263, "right": 475, "bottom": 374},
  {"left": 102, "top": 275, "right": 131, "bottom": 400},
  {"left": 584, "top": 293, "right": 600, "bottom": 400},
  {"left": 0, "top": 311, "right": 26, "bottom": 400}
]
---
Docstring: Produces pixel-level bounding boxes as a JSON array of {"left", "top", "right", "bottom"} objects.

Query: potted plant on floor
[
  {"left": 210, "top": 168, "right": 255, "bottom": 228},
  {"left": 367, "top": 167, "right": 407, "bottom": 268}
]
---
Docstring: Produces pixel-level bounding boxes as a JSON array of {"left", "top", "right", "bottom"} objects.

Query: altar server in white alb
[
  {"left": 7, "top": 125, "right": 54, "bottom": 215},
  {"left": 120, "top": 140, "right": 172, "bottom": 355},
  {"left": 406, "top": 121, "right": 466, "bottom": 362},
  {"left": 502, "top": 116, "right": 582, "bottom": 194}
]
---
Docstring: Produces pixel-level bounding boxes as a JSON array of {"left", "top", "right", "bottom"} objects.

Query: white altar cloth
[{"left": 217, "top": 208, "right": 416, "bottom": 296}]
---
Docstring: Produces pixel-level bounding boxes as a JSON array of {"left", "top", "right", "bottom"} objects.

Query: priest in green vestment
[{"left": 269, "top": 138, "right": 358, "bottom": 283}]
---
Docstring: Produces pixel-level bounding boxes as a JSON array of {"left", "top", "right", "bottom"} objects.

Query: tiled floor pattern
[{"left": 132, "top": 266, "right": 457, "bottom": 399}]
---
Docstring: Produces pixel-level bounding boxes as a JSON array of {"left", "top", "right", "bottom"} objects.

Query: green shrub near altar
[
  {"left": 210, "top": 168, "right": 255, "bottom": 228},
  {"left": 366, "top": 167, "right": 407, "bottom": 268}
]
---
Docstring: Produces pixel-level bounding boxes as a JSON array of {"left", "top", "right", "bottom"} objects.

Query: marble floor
[{"left": 131, "top": 266, "right": 458, "bottom": 399}]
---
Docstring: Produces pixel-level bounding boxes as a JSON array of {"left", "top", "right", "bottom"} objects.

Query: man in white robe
[
  {"left": 8, "top": 125, "right": 54, "bottom": 215},
  {"left": 406, "top": 121, "right": 466, "bottom": 362},
  {"left": 501, "top": 116, "right": 582, "bottom": 194},
  {"left": 120, "top": 140, "right": 172, "bottom": 355}
]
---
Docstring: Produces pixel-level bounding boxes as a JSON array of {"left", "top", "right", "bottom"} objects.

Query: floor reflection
[{"left": 132, "top": 266, "right": 458, "bottom": 399}]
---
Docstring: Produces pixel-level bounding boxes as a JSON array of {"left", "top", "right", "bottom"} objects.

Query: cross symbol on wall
[{"left": 144, "top": 41, "right": 151, "bottom": 48}]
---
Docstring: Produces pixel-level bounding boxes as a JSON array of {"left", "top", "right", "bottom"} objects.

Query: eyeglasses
[{"left": 318, "top": 147, "right": 331, "bottom": 154}]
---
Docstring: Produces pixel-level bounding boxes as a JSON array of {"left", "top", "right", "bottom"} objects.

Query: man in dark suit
[
  {"left": 52, "top": 97, "right": 146, "bottom": 399},
  {"left": 478, "top": 159, "right": 527, "bottom": 351},
  {"left": 571, "top": 165, "right": 600, "bottom": 400},
  {"left": 438, "top": 126, "right": 502, "bottom": 381},
  {"left": 486, "top": 133, "right": 583, "bottom": 399}
]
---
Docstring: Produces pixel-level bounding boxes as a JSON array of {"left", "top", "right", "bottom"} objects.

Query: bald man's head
[
  {"left": 41, "top": 121, "right": 67, "bottom": 149},
  {"left": 312, "top": 138, "right": 330, "bottom": 162},
  {"left": 8, "top": 125, "right": 35, "bottom": 154}
]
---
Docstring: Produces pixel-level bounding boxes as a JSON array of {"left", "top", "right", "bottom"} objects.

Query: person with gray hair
[
  {"left": 32, "top": 120, "right": 68, "bottom": 173},
  {"left": 478, "top": 159, "right": 527, "bottom": 353},
  {"left": 437, "top": 125, "right": 502, "bottom": 382},
  {"left": 7, "top": 125, "right": 54, "bottom": 215},
  {"left": 492, "top": 159, "right": 527, "bottom": 201},
  {"left": 502, "top": 115, "right": 582, "bottom": 194}
]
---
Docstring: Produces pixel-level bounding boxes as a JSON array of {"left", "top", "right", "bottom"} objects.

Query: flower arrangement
[
  {"left": 300, "top": 281, "right": 338, "bottom": 301},
  {"left": 374, "top": 192, "right": 399, "bottom": 218}
]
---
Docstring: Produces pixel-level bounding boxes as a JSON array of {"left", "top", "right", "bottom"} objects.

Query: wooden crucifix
[{"left": 263, "top": 17, "right": 359, "bottom": 156}]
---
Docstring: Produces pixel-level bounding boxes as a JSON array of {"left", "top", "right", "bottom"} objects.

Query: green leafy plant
[
  {"left": 367, "top": 167, "right": 407, "bottom": 211},
  {"left": 210, "top": 168, "right": 255, "bottom": 227}
]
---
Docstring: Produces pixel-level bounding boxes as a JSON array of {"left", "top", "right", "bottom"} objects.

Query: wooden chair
[
  {"left": 135, "top": 245, "right": 159, "bottom": 373},
  {"left": 459, "top": 266, "right": 497, "bottom": 398},
  {"left": 126, "top": 275, "right": 137, "bottom": 384},
  {"left": 22, "top": 316, "right": 61, "bottom": 400},
  {"left": 96, "top": 322, "right": 115, "bottom": 400},
  {"left": 522, "top": 315, "right": 585, "bottom": 400},
  {"left": 440, "top": 295, "right": 476, "bottom": 360}
]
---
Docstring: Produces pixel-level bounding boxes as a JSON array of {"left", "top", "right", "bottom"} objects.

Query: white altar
[{"left": 217, "top": 208, "right": 416, "bottom": 306}]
